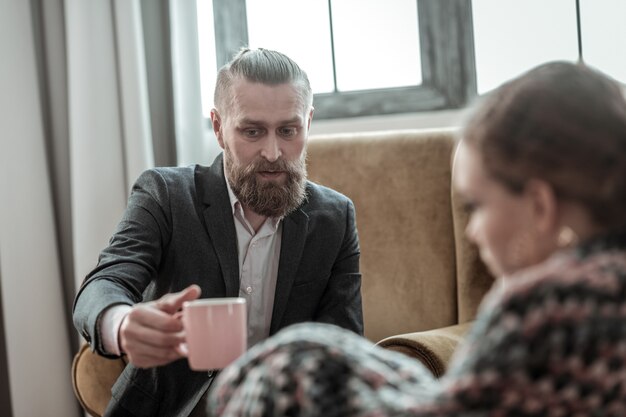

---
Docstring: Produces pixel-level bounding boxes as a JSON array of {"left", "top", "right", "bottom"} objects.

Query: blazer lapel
[
  {"left": 270, "top": 208, "right": 309, "bottom": 334},
  {"left": 195, "top": 155, "right": 240, "bottom": 297}
]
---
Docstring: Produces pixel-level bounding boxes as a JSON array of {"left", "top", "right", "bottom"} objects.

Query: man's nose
[{"left": 261, "top": 135, "right": 281, "bottom": 162}]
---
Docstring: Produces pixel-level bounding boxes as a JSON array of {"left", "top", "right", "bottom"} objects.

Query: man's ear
[
  {"left": 210, "top": 109, "right": 225, "bottom": 149},
  {"left": 524, "top": 179, "right": 559, "bottom": 235},
  {"left": 307, "top": 107, "right": 314, "bottom": 131}
]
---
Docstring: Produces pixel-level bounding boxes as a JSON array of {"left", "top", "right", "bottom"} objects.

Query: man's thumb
[{"left": 157, "top": 284, "right": 201, "bottom": 314}]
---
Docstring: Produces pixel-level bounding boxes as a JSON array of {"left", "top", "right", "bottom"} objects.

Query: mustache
[{"left": 244, "top": 156, "right": 304, "bottom": 176}]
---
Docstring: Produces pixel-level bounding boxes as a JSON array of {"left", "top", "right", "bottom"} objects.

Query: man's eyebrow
[
  {"left": 237, "top": 116, "right": 304, "bottom": 125},
  {"left": 280, "top": 116, "right": 304, "bottom": 125},
  {"left": 237, "top": 117, "right": 263, "bottom": 126}
]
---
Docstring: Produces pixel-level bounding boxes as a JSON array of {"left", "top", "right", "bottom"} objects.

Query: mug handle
[
  {"left": 176, "top": 342, "right": 189, "bottom": 357},
  {"left": 174, "top": 310, "right": 189, "bottom": 357}
]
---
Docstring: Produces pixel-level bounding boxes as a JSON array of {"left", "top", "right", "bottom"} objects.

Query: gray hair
[{"left": 214, "top": 47, "right": 313, "bottom": 115}]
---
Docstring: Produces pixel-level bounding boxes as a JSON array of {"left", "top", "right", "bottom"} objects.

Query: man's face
[{"left": 211, "top": 78, "right": 313, "bottom": 217}]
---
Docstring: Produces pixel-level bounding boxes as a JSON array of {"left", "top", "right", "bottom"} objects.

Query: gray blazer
[{"left": 72, "top": 154, "right": 363, "bottom": 416}]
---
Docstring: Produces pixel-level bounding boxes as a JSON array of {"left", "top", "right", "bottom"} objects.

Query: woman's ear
[{"left": 524, "top": 179, "right": 559, "bottom": 236}]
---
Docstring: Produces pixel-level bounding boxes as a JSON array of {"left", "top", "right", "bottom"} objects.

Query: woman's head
[{"left": 454, "top": 62, "right": 626, "bottom": 276}]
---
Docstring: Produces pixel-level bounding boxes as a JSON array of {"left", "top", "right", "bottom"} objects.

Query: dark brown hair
[{"left": 463, "top": 61, "right": 626, "bottom": 229}]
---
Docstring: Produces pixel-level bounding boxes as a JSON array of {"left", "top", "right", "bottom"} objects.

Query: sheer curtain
[
  {"left": 0, "top": 0, "right": 209, "bottom": 415},
  {"left": 66, "top": 0, "right": 155, "bottom": 293}
]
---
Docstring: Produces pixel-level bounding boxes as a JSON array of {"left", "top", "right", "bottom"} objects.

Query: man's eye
[
  {"left": 244, "top": 128, "right": 262, "bottom": 137},
  {"left": 278, "top": 127, "right": 297, "bottom": 137}
]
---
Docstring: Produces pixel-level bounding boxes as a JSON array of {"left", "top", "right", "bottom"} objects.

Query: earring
[{"left": 557, "top": 226, "right": 578, "bottom": 248}]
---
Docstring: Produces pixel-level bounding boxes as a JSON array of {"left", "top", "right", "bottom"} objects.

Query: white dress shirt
[{"left": 226, "top": 182, "right": 281, "bottom": 347}]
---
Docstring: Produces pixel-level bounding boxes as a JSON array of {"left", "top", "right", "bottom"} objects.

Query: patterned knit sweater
[{"left": 208, "top": 232, "right": 626, "bottom": 417}]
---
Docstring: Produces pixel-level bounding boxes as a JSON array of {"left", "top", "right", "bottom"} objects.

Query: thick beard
[{"left": 224, "top": 146, "right": 308, "bottom": 218}]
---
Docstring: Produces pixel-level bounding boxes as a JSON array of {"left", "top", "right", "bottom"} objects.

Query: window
[
  {"left": 198, "top": 0, "right": 476, "bottom": 120},
  {"left": 242, "top": 0, "right": 423, "bottom": 93},
  {"left": 196, "top": 0, "right": 626, "bottom": 122},
  {"left": 472, "top": 0, "right": 626, "bottom": 93},
  {"left": 579, "top": 0, "right": 626, "bottom": 83},
  {"left": 472, "top": 0, "right": 579, "bottom": 94}
]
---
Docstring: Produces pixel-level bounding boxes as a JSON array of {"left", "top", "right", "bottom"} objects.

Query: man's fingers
[
  {"left": 119, "top": 310, "right": 187, "bottom": 368},
  {"left": 155, "top": 285, "right": 202, "bottom": 314},
  {"left": 125, "top": 304, "right": 184, "bottom": 333},
  {"left": 125, "top": 344, "right": 184, "bottom": 369},
  {"left": 117, "top": 285, "right": 201, "bottom": 368},
  {"left": 120, "top": 318, "right": 185, "bottom": 350},
  {"left": 119, "top": 285, "right": 200, "bottom": 368}
]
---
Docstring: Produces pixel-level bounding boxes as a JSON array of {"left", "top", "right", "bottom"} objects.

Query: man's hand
[{"left": 119, "top": 285, "right": 201, "bottom": 368}]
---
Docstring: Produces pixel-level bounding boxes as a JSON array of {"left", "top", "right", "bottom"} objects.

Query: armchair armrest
[
  {"left": 71, "top": 343, "right": 126, "bottom": 417},
  {"left": 376, "top": 321, "right": 473, "bottom": 377}
]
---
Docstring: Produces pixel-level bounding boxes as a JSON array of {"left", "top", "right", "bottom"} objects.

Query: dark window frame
[{"left": 211, "top": 0, "right": 477, "bottom": 120}]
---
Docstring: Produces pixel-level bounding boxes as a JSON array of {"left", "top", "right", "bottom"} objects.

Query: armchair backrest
[{"left": 307, "top": 129, "right": 493, "bottom": 342}]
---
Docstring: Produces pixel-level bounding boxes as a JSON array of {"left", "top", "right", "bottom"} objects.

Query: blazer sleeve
[
  {"left": 72, "top": 169, "right": 173, "bottom": 357},
  {"left": 313, "top": 199, "right": 364, "bottom": 335}
]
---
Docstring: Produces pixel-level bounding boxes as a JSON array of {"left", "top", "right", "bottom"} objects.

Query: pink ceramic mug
[{"left": 181, "top": 297, "right": 247, "bottom": 370}]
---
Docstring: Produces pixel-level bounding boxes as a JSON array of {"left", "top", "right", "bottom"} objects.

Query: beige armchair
[
  {"left": 72, "top": 343, "right": 126, "bottom": 416},
  {"left": 71, "top": 129, "right": 494, "bottom": 416}
]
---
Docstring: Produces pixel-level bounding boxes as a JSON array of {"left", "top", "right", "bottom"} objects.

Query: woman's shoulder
[
  {"left": 499, "top": 243, "right": 626, "bottom": 306},
  {"left": 452, "top": 243, "right": 626, "bottom": 370},
  {"left": 471, "top": 243, "right": 626, "bottom": 353}
]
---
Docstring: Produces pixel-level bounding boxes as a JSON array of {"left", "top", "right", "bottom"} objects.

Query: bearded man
[{"left": 72, "top": 48, "right": 363, "bottom": 417}]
